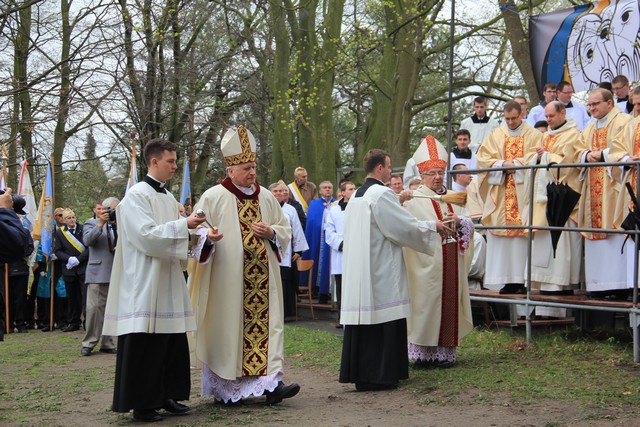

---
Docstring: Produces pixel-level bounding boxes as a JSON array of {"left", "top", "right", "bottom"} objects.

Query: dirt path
[{"left": 14, "top": 343, "right": 636, "bottom": 427}]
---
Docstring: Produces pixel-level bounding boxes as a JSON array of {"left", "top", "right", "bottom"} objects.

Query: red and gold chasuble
[
  {"left": 504, "top": 135, "right": 525, "bottom": 237},
  {"left": 235, "top": 195, "right": 270, "bottom": 376},
  {"left": 430, "top": 200, "right": 459, "bottom": 347},
  {"left": 589, "top": 128, "right": 608, "bottom": 240}
]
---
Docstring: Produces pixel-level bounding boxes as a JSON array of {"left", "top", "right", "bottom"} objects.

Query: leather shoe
[
  {"left": 81, "top": 347, "right": 92, "bottom": 356},
  {"left": 99, "top": 347, "right": 117, "bottom": 354},
  {"left": 162, "top": 399, "right": 190, "bottom": 414},
  {"left": 132, "top": 409, "right": 163, "bottom": 422},
  {"left": 62, "top": 323, "right": 80, "bottom": 332},
  {"left": 355, "top": 382, "right": 398, "bottom": 392},
  {"left": 265, "top": 381, "right": 300, "bottom": 404}
]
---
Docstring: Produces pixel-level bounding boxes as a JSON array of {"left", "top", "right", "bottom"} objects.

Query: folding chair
[{"left": 295, "top": 259, "right": 315, "bottom": 320}]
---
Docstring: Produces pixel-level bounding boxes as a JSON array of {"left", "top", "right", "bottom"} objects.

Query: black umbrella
[
  {"left": 620, "top": 183, "right": 640, "bottom": 253},
  {"left": 545, "top": 164, "right": 580, "bottom": 258}
]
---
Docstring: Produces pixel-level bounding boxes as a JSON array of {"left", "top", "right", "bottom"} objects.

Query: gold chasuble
[
  {"left": 477, "top": 124, "right": 543, "bottom": 236},
  {"left": 609, "top": 116, "right": 640, "bottom": 225},
  {"left": 578, "top": 108, "right": 631, "bottom": 239},
  {"left": 188, "top": 178, "right": 291, "bottom": 381},
  {"left": 236, "top": 196, "right": 270, "bottom": 376}
]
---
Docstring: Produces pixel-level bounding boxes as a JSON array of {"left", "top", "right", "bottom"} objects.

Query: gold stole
[
  {"left": 589, "top": 129, "right": 608, "bottom": 240},
  {"left": 543, "top": 135, "right": 558, "bottom": 152},
  {"left": 631, "top": 123, "right": 640, "bottom": 194},
  {"left": 504, "top": 135, "right": 525, "bottom": 237},
  {"left": 236, "top": 197, "right": 270, "bottom": 376}
]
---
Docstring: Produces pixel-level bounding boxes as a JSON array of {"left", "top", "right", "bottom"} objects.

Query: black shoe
[
  {"left": 81, "top": 347, "right": 92, "bottom": 356},
  {"left": 433, "top": 360, "right": 455, "bottom": 369},
  {"left": 99, "top": 347, "right": 117, "bottom": 354},
  {"left": 355, "top": 382, "right": 398, "bottom": 392},
  {"left": 540, "top": 289, "right": 574, "bottom": 296},
  {"left": 62, "top": 323, "right": 80, "bottom": 332},
  {"left": 132, "top": 409, "right": 163, "bottom": 422},
  {"left": 335, "top": 324, "right": 343, "bottom": 329},
  {"left": 499, "top": 284, "right": 526, "bottom": 295},
  {"left": 265, "top": 381, "right": 300, "bottom": 405},
  {"left": 162, "top": 399, "right": 190, "bottom": 414},
  {"left": 15, "top": 326, "right": 29, "bottom": 333},
  {"left": 40, "top": 325, "right": 53, "bottom": 332},
  {"left": 318, "top": 294, "right": 330, "bottom": 304}
]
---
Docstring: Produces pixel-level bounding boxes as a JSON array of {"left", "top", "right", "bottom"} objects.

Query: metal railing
[{"left": 456, "top": 160, "right": 640, "bottom": 362}]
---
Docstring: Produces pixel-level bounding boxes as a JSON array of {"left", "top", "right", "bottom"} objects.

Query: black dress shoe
[
  {"left": 162, "top": 399, "right": 190, "bottom": 414},
  {"left": 99, "top": 347, "right": 117, "bottom": 354},
  {"left": 499, "top": 284, "right": 526, "bottom": 295},
  {"left": 81, "top": 347, "right": 92, "bottom": 356},
  {"left": 433, "top": 360, "right": 455, "bottom": 369},
  {"left": 62, "top": 324, "right": 80, "bottom": 332},
  {"left": 355, "top": 382, "right": 398, "bottom": 392},
  {"left": 132, "top": 409, "right": 163, "bottom": 422},
  {"left": 265, "top": 381, "right": 300, "bottom": 404}
]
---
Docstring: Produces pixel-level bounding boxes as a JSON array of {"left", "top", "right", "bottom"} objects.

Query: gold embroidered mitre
[{"left": 221, "top": 125, "right": 257, "bottom": 167}]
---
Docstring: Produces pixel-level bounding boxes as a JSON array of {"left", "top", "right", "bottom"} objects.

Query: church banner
[{"left": 529, "top": 0, "right": 640, "bottom": 93}]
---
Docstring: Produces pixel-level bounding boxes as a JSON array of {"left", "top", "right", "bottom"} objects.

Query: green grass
[
  {"left": 2, "top": 324, "right": 640, "bottom": 424},
  {"left": 283, "top": 323, "right": 640, "bottom": 414}
]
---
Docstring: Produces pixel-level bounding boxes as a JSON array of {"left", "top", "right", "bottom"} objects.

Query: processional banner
[{"left": 529, "top": 0, "right": 640, "bottom": 93}]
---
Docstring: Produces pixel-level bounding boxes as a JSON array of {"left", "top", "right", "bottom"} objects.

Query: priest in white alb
[
  {"left": 477, "top": 100, "right": 543, "bottom": 294},
  {"left": 188, "top": 125, "right": 299, "bottom": 405}
]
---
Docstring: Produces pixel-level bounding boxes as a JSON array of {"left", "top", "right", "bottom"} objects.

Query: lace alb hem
[
  {"left": 408, "top": 343, "right": 457, "bottom": 363},
  {"left": 201, "top": 365, "right": 282, "bottom": 403}
]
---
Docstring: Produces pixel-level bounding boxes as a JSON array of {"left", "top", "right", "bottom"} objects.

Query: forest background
[{"left": 0, "top": 0, "right": 571, "bottom": 217}]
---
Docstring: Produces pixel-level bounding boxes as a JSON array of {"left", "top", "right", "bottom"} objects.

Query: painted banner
[{"left": 530, "top": 0, "right": 640, "bottom": 93}]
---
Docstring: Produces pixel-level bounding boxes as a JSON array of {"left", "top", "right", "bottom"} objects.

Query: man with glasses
[
  {"left": 579, "top": 87, "right": 631, "bottom": 298},
  {"left": 612, "top": 75, "right": 632, "bottom": 114},
  {"left": 556, "top": 81, "right": 589, "bottom": 131},
  {"left": 478, "top": 101, "right": 543, "bottom": 294}
]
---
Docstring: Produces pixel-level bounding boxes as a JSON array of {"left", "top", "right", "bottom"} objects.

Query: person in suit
[
  {"left": 80, "top": 198, "right": 119, "bottom": 356},
  {"left": 54, "top": 208, "right": 88, "bottom": 332}
]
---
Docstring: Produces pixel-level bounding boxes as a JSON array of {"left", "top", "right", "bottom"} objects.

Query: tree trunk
[{"left": 499, "top": 0, "right": 539, "bottom": 103}]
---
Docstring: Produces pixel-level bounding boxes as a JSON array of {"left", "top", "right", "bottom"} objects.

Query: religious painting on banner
[{"left": 529, "top": 0, "right": 640, "bottom": 93}]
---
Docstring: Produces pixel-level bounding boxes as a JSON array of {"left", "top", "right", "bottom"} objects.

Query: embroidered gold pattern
[
  {"left": 236, "top": 197, "right": 270, "bottom": 376},
  {"left": 504, "top": 135, "right": 525, "bottom": 237},
  {"left": 589, "top": 128, "right": 607, "bottom": 240},
  {"left": 543, "top": 135, "right": 558, "bottom": 152},
  {"left": 224, "top": 125, "right": 257, "bottom": 166},
  {"left": 631, "top": 123, "right": 640, "bottom": 203},
  {"left": 417, "top": 135, "right": 446, "bottom": 173}
]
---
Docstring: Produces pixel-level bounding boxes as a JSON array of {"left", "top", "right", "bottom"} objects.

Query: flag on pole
[
  {"left": 180, "top": 155, "right": 190, "bottom": 206},
  {"left": 0, "top": 145, "right": 7, "bottom": 191},
  {"left": 33, "top": 162, "right": 55, "bottom": 257},
  {"left": 18, "top": 161, "right": 38, "bottom": 232},
  {"left": 126, "top": 132, "right": 138, "bottom": 194}
]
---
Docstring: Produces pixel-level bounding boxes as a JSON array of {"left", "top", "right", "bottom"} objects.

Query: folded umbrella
[{"left": 545, "top": 164, "right": 580, "bottom": 258}]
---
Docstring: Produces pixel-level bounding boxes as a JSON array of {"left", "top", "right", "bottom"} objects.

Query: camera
[
  {"left": 0, "top": 189, "right": 27, "bottom": 215},
  {"left": 106, "top": 207, "right": 117, "bottom": 222}
]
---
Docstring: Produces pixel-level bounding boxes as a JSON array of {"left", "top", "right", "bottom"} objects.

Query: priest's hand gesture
[
  {"left": 252, "top": 222, "right": 275, "bottom": 240},
  {"left": 187, "top": 212, "right": 208, "bottom": 229},
  {"left": 207, "top": 227, "right": 223, "bottom": 242}
]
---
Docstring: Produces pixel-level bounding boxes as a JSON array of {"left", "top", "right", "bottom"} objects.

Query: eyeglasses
[
  {"left": 560, "top": 91, "right": 573, "bottom": 95},
  {"left": 421, "top": 171, "right": 445, "bottom": 177},
  {"left": 612, "top": 84, "right": 628, "bottom": 91},
  {"left": 587, "top": 101, "right": 604, "bottom": 108}
]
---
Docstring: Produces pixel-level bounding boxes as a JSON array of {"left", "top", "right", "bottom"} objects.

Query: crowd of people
[{"left": 2, "top": 74, "right": 640, "bottom": 421}]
